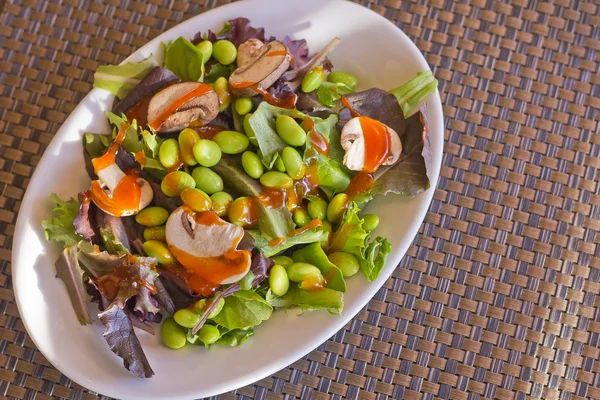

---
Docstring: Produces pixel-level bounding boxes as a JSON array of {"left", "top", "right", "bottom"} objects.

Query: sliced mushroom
[
  {"left": 229, "top": 40, "right": 291, "bottom": 97},
  {"left": 147, "top": 82, "right": 219, "bottom": 133},
  {"left": 237, "top": 39, "right": 264, "bottom": 67},
  {"left": 165, "top": 207, "right": 251, "bottom": 285},
  {"left": 340, "top": 116, "right": 403, "bottom": 172}
]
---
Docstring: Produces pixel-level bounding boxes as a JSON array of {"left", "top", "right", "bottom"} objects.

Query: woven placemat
[{"left": 1, "top": 0, "right": 600, "bottom": 399}]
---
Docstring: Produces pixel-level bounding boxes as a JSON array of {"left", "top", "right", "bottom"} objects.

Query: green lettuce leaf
[
  {"left": 93, "top": 55, "right": 158, "bottom": 99},
  {"left": 164, "top": 37, "right": 205, "bottom": 82},
  {"left": 291, "top": 243, "right": 345, "bottom": 292},
  {"left": 317, "top": 81, "right": 353, "bottom": 108},
  {"left": 216, "top": 328, "right": 254, "bottom": 346},
  {"left": 83, "top": 133, "right": 110, "bottom": 157},
  {"left": 211, "top": 290, "right": 272, "bottom": 330},
  {"left": 360, "top": 237, "right": 391, "bottom": 282},
  {"left": 99, "top": 227, "right": 130, "bottom": 255},
  {"left": 267, "top": 286, "right": 344, "bottom": 314},
  {"left": 250, "top": 226, "right": 329, "bottom": 258},
  {"left": 42, "top": 193, "right": 82, "bottom": 247}
]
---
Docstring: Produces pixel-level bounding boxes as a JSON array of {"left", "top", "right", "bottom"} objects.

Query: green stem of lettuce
[{"left": 389, "top": 71, "right": 438, "bottom": 117}]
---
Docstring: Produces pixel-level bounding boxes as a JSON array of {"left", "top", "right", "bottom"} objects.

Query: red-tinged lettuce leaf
[
  {"left": 339, "top": 88, "right": 406, "bottom": 135},
  {"left": 73, "top": 197, "right": 98, "bottom": 243},
  {"left": 77, "top": 241, "right": 126, "bottom": 279},
  {"left": 153, "top": 277, "right": 175, "bottom": 315},
  {"left": 55, "top": 245, "right": 93, "bottom": 325},
  {"left": 281, "top": 36, "right": 310, "bottom": 68},
  {"left": 99, "top": 304, "right": 154, "bottom": 378},
  {"left": 194, "top": 17, "right": 266, "bottom": 47},
  {"left": 112, "top": 66, "right": 179, "bottom": 116}
]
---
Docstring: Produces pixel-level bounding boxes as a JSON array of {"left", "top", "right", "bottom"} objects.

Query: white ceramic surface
[{"left": 12, "top": 0, "right": 443, "bottom": 398}]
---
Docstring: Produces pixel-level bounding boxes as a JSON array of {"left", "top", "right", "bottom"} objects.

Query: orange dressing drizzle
[
  {"left": 126, "top": 97, "right": 151, "bottom": 127},
  {"left": 300, "top": 274, "right": 325, "bottom": 292},
  {"left": 149, "top": 83, "right": 214, "bottom": 131},
  {"left": 288, "top": 218, "right": 322, "bottom": 238},
  {"left": 96, "top": 255, "right": 158, "bottom": 301},
  {"left": 266, "top": 50, "right": 288, "bottom": 57},
  {"left": 192, "top": 125, "right": 225, "bottom": 140},
  {"left": 358, "top": 116, "right": 391, "bottom": 173},
  {"left": 345, "top": 172, "right": 375, "bottom": 197},
  {"left": 302, "top": 117, "right": 330, "bottom": 156},
  {"left": 268, "top": 237, "right": 286, "bottom": 247},
  {"left": 134, "top": 151, "right": 146, "bottom": 165},
  {"left": 250, "top": 83, "right": 297, "bottom": 109},
  {"left": 341, "top": 97, "right": 360, "bottom": 118}
]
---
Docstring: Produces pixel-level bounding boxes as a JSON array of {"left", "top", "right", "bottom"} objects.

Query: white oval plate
[{"left": 13, "top": 0, "right": 443, "bottom": 398}]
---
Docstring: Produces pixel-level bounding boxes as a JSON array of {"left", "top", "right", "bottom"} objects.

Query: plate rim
[{"left": 12, "top": 0, "right": 444, "bottom": 398}]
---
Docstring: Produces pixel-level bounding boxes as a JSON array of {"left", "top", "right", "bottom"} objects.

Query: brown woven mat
[{"left": 1, "top": 0, "right": 600, "bottom": 399}]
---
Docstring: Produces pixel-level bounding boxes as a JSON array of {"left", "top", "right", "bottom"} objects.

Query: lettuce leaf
[
  {"left": 291, "top": 243, "right": 345, "bottom": 292},
  {"left": 195, "top": 17, "right": 265, "bottom": 47},
  {"left": 42, "top": 193, "right": 82, "bottom": 247},
  {"left": 211, "top": 290, "right": 272, "bottom": 330},
  {"left": 99, "top": 227, "right": 130, "bottom": 255},
  {"left": 360, "top": 237, "right": 391, "bottom": 282},
  {"left": 250, "top": 226, "right": 329, "bottom": 258},
  {"left": 267, "top": 286, "right": 343, "bottom": 314},
  {"left": 317, "top": 81, "right": 352, "bottom": 108},
  {"left": 216, "top": 328, "right": 254, "bottom": 346},
  {"left": 164, "top": 37, "right": 205, "bottom": 82},
  {"left": 93, "top": 55, "right": 158, "bottom": 99},
  {"left": 54, "top": 244, "right": 93, "bottom": 324}
]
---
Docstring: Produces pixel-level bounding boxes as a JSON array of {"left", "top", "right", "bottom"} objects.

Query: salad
[{"left": 41, "top": 18, "right": 436, "bottom": 378}]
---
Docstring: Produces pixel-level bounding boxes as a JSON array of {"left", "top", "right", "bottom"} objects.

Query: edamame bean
[
  {"left": 178, "top": 128, "right": 200, "bottom": 166},
  {"left": 161, "top": 171, "right": 196, "bottom": 197},
  {"left": 159, "top": 138, "right": 180, "bottom": 169},
  {"left": 180, "top": 187, "right": 212, "bottom": 212},
  {"left": 160, "top": 317, "right": 186, "bottom": 349},
  {"left": 195, "top": 40, "right": 213, "bottom": 63},
  {"left": 214, "top": 77, "right": 232, "bottom": 111},
  {"left": 270, "top": 255, "right": 294, "bottom": 269},
  {"left": 242, "top": 151, "right": 264, "bottom": 179},
  {"left": 287, "top": 262, "right": 323, "bottom": 283},
  {"left": 274, "top": 154, "right": 286, "bottom": 172},
  {"left": 327, "top": 193, "right": 349, "bottom": 223},
  {"left": 143, "top": 240, "right": 175, "bottom": 265},
  {"left": 212, "top": 40, "right": 237, "bottom": 65},
  {"left": 143, "top": 225, "right": 166, "bottom": 241},
  {"left": 321, "top": 220, "right": 332, "bottom": 249},
  {"left": 243, "top": 113, "right": 259, "bottom": 146},
  {"left": 362, "top": 214, "right": 380, "bottom": 232},
  {"left": 208, "top": 298, "right": 225, "bottom": 319},
  {"left": 192, "top": 139, "right": 222, "bottom": 167},
  {"left": 211, "top": 191, "right": 233, "bottom": 217},
  {"left": 234, "top": 97, "right": 253, "bottom": 115},
  {"left": 275, "top": 115, "right": 307, "bottom": 146},
  {"left": 281, "top": 147, "right": 305, "bottom": 180},
  {"left": 328, "top": 252, "right": 360, "bottom": 277},
  {"left": 213, "top": 130, "right": 249, "bottom": 154},
  {"left": 327, "top": 71, "right": 359, "bottom": 89},
  {"left": 293, "top": 209, "right": 310, "bottom": 227},
  {"left": 135, "top": 206, "right": 169, "bottom": 227},
  {"left": 307, "top": 198, "right": 328, "bottom": 220},
  {"left": 228, "top": 197, "right": 257, "bottom": 228},
  {"left": 192, "top": 167, "right": 223, "bottom": 194},
  {"left": 193, "top": 298, "right": 225, "bottom": 318},
  {"left": 269, "top": 264, "right": 290, "bottom": 296},
  {"left": 302, "top": 66, "right": 325, "bottom": 93},
  {"left": 174, "top": 308, "right": 200, "bottom": 329},
  {"left": 260, "top": 171, "right": 293, "bottom": 189},
  {"left": 198, "top": 324, "right": 220, "bottom": 346}
]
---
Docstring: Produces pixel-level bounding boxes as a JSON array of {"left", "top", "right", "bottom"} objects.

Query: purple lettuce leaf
[
  {"left": 77, "top": 241, "right": 126, "bottom": 279},
  {"left": 73, "top": 197, "right": 98, "bottom": 243},
  {"left": 194, "top": 17, "right": 266, "bottom": 47},
  {"left": 55, "top": 245, "right": 93, "bottom": 325},
  {"left": 99, "top": 304, "right": 154, "bottom": 378},
  {"left": 339, "top": 88, "right": 406, "bottom": 135},
  {"left": 153, "top": 277, "right": 175, "bottom": 315},
  {"left": 281, "top": 36, "right": 310, "bottom": 69},
  {"left": 112, "top": 67, "right": 179, "bottom": 116}
]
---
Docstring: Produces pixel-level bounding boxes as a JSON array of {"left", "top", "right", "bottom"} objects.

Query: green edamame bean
[
  {"left": 194, "top": 298, "right": 225, "bottom": 318},
  {"left": 281, "top": 147, "right": 305, "bottom": 180},
  {"left": 208, "top": 298, "right": 225, "bottom": 319},
  {"left": 287, "top": 262, "right": 323, "bottom": 283},
  {"left": 214, "top": 77, "right": 232, "bottom": 111},
  {"left": 293, "top": 209, "right": 310, "bottom": 227},
  {"left": 269, "top": 264, "right": 290, "bottom": 296},
  {"left": 327, "top": 193, "right": 349, "bottom": 223},
  {"left": 274, "top": 154, "right": 286, "bottom": 172},
  {"left": 302, "top": 66, "right": 325, "bottom": 93},
  {"left": 174, "top": 308, "right": 200, "bottom": 329},
  {"left": 192, "top": 139, "right": 222, "bottom": 167},
  {"left": 322, "top": 220, "right": 333, "bottom": 233},
  {"left": 275, "top": 115, "right": 306, "bottom": 146},
  {"left": 192, "top": 167, "right": 223, "bottom": 194},
  {"left": 196, "top": 40, "right": 213, "bottom": 63},
  {"left": 180, "top": 187, "right": 212, "bottom": 212},
  {"left": 143, "top": 225, "right": 166, "bottom": 242},
  {"left": 135, "top": 206, "right": 169, "bottom": 227},
  {"left": 270, "top": 255, "right": 294, "bottom": 269},
  {"left": 212, "top": 130, "right": 249, "bottom": 154},
  {"left": 211, "top": 191, "right": 233, "bottom": 217},
  {"left": 243, "top": 113, "right": 259, "bottom": 146},
  {"left": 328, "top": 252, "right": 360, "bottom": 277},
  {"left": 327, "top": 71, "right": 359, "bottom": 89},
  {"left": 260, "top": 171, "right": 293, "bottom": 189},
  {"left": 228, "top": 197, "right": 257, "bottom": 228},
  {"left": 362, "top": 214, "right": 380, "bottom": 232},
  {"left": 143, "top": 240, "right": 175, "bottom": 265},
  {"left": 159, "top": 138, "right": 180, "bottom": 169},
  {"left": 242, "top": 151, "right": 264, "bottom": 179},
  {"left": 179, "top": 128, "right": 200, "bottom": 166},
  {"left": 212, "top": 40, "right": 237, "bottom": 65},
  {"left": 161, "top": 171, "right": 196, "bottom": 197},
  {"left": 161, "top": 317, "right": 186, "bottom": 349},
  {"left": 307, "top": 198, "right": 328, "bottom": 220},
  {"left": 234, "top": 97, "right": 253, "bottom": 116},
  {"left": 198, "top": 324, "right": 220, "bottom": 346}
]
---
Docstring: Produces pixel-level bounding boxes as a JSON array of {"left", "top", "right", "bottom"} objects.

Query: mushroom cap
[
  {"left": 340, "top": 116, "right": 403, "bottom": 172},
  {"left": 229, "top": 40, "right": 291, "bottom": 97},
  {"left": 165, "top": 207, "right": 251, "bottom": 285},
  {"left": 237, "top": 39, "right": 264, "bottom": 68},
  {"left": 147, "top": 82, "right": 219, "bottom": 133}
]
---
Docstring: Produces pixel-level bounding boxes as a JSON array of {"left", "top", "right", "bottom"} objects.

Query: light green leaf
[
  {"left": 249, "top": 226, "right": 329, "bottom": 258},
  {"left": 93, "top": 55, "right": 158, "bottom": 99},
  {"left": 41, "top": 193, "right": 82, "bottom": 247},
  {"left": 316, "top": 81, "right": 353, "bottom": 108},
  {"left": 164, "top": 37, "right": 206, "bottom": 82},
  {"left": 329, "top": 202, "right": 368, "bottom": 255},
  {"left": 211, "top": 290, "right": 272, "bottom": 330},
  {"left": 216, "top": 328, "right": 254, "bottom": 347},
  {"left": 292, "top": 243, "right": 345, "bottom": 292},
  {"left": 360, "top": 236, "right": 391, "bottom": 282},
  {"left": 267, "top": 286, "right": 344, "bottom": 314},
  {"left": 99, "top": 227, "right": 130, "bottom": 255}
]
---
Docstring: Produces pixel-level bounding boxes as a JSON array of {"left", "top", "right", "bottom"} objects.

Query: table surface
[{"left": 1, "top": 0, "right": 600, "bottom": 399}]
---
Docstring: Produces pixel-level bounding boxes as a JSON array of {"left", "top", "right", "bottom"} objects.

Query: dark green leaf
[{"left": 164, "top": 37, "right": 206, "bottom": 82}]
